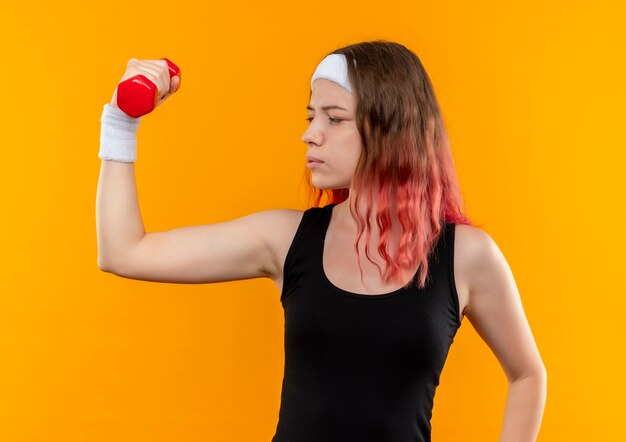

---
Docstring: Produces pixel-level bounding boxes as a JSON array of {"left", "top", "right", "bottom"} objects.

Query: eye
[{"left": 305, "top": 116, "right": 342, "bottom": 124}]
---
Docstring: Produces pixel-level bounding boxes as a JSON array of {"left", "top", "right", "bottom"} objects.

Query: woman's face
[{"left": 302, "top": 79, "right": 362, "bottom": 190}]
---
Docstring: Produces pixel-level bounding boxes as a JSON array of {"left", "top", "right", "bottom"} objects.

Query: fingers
[
  {"left": 170, "top": 75, "right": 181, "bottom": 94},
  {"left": 126, "top": 59, "right": 173, "bottom": 101}
]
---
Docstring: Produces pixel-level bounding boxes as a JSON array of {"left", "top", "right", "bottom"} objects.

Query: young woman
[{"left": 96, "top": 40, "right": 546, "bottom": 442}]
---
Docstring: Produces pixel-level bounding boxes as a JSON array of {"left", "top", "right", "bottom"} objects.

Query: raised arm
[
  {"left": 96, "top": 57, "right": 178, "bottom": 270},
  {"left": 99, "top": 206, "right": 295, "bottom": 284},
  {"left": 96, "top": 58, "right": 294, "bottom": 285}
]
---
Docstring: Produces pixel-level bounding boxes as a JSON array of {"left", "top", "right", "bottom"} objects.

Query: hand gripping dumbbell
[{"left": 116, "top": 58, "right": 181, "bottom": 118}]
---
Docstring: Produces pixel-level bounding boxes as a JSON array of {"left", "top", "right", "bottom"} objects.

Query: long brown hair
[{"left": 301, "top": 40, "right": 476, "bottom": 290}]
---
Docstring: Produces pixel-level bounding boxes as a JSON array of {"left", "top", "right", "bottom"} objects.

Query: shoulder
[
  {"left": 452, "top": 223, "right": 501, "bottom": 276},
  {"left": 257, "top": 207, "right": 305, "bottom": 223},
  {"left": 258, "top": 208, "right": 306, "bottom": 280},
  {"left": 449, "top": 223, "right": 502, "bottom": 315},
  {"left": 256, "top": 208, "right": 305, "bottom": 245},
  {"left": 455, "top": 222, "right": 502, "bottom": 264},
  {"left": 453, "top": 223, "right": 512, "bottom": 306},
  {"left": 453, "top": 223, "right": 495, "bottom": 256}
]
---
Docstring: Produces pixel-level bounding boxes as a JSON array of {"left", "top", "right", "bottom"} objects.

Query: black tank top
[{"left": 271, "top": 203, "right": 462, "bottom": 442}]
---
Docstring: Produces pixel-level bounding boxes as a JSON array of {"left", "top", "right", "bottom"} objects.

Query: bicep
[{"left": 106, "top": 210, "right": 279, "bottom": 284}]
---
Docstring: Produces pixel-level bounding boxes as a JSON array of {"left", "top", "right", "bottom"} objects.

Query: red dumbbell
[{"left": 116, "top": 58, "right": 181, "bottom": 118}]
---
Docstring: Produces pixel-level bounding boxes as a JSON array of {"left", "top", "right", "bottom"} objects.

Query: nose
[{"left": 302, "top": 122, "right": 320, "bottom": 146}]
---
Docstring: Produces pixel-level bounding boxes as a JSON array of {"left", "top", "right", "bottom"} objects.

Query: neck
[{"left": 333, "top": 197, "right": 403, "bottom": 243}]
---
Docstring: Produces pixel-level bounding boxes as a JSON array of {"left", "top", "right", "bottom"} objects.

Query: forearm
[
  {"left": 96, "top": 159, "right": 145, "bottom": 269},
  {"left": 498, "top": 371, "right": 547, "bottom": 442}
]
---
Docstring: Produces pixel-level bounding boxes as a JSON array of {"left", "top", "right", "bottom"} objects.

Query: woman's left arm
[{"left": 463, "top": 228, "right": 548, "bottom": 442}]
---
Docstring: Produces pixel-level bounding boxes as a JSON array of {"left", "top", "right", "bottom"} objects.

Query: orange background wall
[{"left": 1, "top": 0, "right": 624, "bottom": 440}]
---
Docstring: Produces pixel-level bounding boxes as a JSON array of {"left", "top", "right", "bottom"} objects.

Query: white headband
[{"left": 311, "top": 53, "right": 355, "bottom": 94}]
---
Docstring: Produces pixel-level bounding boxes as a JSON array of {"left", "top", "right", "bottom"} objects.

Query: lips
[{"left": 306, "top": 155, "right": 324, "bottom": 163}]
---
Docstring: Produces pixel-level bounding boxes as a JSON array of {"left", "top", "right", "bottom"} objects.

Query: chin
[
  {"left": 314, "top": 184, "right": 347, "bottom": 191},
  {"left": 311, "top": 176, "right": 350, "bottom": 190}
]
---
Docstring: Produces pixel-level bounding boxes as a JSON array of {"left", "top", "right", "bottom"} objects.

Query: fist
[{"left": 110, "top": 58, "right": 181, "bottom": 111}]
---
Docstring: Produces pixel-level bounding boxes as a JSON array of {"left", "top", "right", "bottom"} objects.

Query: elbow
[
  {"left": 506, "top": 357, "right": 547, "bottom": 384},
  {"left": 97, "top": 256, "right": 116, "bottom": 273},
  {"left": 534, "top": 361, "right": 548, "bottom": 382},
  {"left": 511, "top": 364, "right": 548, "bottom": 384}
]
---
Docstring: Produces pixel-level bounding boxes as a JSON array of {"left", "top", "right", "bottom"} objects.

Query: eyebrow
[{"left": 306, "top": 104, "right": 349, "bottom": 112}]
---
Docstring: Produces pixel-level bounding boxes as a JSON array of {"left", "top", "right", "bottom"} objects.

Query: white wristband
[{"left": 98, "top": 104, "right": 142, "bottom": 163}]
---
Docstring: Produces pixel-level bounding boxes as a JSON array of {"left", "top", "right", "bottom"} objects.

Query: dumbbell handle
[{"left": 116, "top": 58, "right": 181, "bottom": 118}]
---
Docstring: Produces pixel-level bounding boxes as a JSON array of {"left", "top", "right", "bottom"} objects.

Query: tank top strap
[
  {"left": 280, "top": 204, "right": 333, "bottom": 305},
  {"left": 433, "top": 221, "right": 455, "bottom": 262},
  {"left": 438, "top": 221, "right": 461, "bottom": 327}
]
